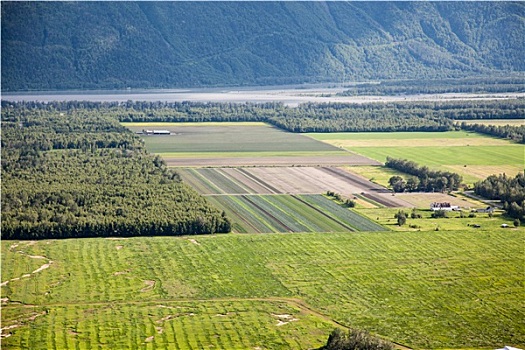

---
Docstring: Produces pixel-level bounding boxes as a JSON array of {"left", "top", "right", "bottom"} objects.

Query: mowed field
[
  {"left": 308, "top": 131, "right": 524, "bottom": 184},
  {"left": 2, "top": 232, "right": 523, "bottom": 349},
  {"left": 123, "top": 123, "right": 380, "bottom": 167}
]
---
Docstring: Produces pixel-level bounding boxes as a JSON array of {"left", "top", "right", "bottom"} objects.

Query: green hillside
[{"left": 2, "top": 1, "right": 524, "bottom": 91}]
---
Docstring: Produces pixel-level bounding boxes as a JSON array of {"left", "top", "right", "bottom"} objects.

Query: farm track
[{"left": 1, "top": 297, "right": 412, "bottom": 349}]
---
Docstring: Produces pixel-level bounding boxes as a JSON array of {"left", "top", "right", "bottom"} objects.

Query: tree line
[
  {"left": 1, "top": 104, "right": 231, "bottom": 240},
  {"left": 338, "top": 77, "right": 524, "bottom": 96},
  {"left": 460, "top": 122, "right": 525, "bottom": 144},
  {"left": 474, "top": 173, "right": 525, "bottom": 220},
  {"left": 385, "top": 157, "right": 463, "bottom": 193},
  {"left": 5, "top": 100, "right": 522, "bottom": 136}
]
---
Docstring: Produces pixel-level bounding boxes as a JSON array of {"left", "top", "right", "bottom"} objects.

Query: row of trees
[
  {"left": 1, "top": 104, "right": 231, "bottom": 240},
  {"left": 474, "top": 173, "right": 525, "bottom": 220},
  {"left": 460, "top": 122, "right": 525, "bottom": 144},
  {"left": 386, "top": 157, "right": 463, "bottom": 193},
  {"left": 4, "top": 100, "right": 522, "bottom": 136},
  {"left": 338, "top": 77, "right": 524, "bottom": 96}
]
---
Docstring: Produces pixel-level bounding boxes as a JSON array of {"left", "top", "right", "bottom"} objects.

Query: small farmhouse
[
  {"left": 430, "top": 202, "right": 460, "bottom": 211},
  {"left": 476, "top": 206, "right": 495, "bottom": 213},
  {"left": 142, "top": 129, "right": 171, "bottom": 135}
]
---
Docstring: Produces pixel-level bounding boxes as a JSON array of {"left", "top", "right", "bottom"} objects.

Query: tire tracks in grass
[{"left": 2, "top": 296, "right": 412, "bottom": 349}]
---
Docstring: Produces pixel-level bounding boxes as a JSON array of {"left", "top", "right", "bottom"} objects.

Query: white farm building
[
  {"left": 430, "top": 202, "right": 460, "bottom": 211},
  {"left": 142, "top": 129, "right": 171, "bottom": 135}
]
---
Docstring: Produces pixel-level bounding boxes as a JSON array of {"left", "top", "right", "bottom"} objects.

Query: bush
[
  {"left": 431, "top": 210, "right": 448, "bottom": 218},
  {"left": 321, "top": 328, "right": 394, "bottom": 350}
]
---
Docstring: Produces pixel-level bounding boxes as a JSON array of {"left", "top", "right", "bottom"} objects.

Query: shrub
[{"left": 321, "top": 328, "right": 394, "bottom": 350}]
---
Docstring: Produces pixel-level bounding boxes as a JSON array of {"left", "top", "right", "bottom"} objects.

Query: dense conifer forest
[
  {"left": 1, "top": 104, "right": 231, "bottom": 240},
  {"left": 474, "top": 173, "right": 525, "bottom": 220},
  {"left": 5, "top": 100, "right": 523, "bottom": 139},
  {"left": 2, "top": 2, "right": 523, "bottom": 90}
]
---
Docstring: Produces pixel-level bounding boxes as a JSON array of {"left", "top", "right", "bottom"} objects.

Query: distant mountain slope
[{"left": 1, "top": 1, "right": 523, "bottom": 91}]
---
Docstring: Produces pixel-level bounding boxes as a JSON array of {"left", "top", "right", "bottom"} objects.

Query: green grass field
[
  {"left": 2, "top": 232, "right": 524, "bottom": 349},
  {"left": 308, "top": 131, "right": 524, "bottom": 184}
]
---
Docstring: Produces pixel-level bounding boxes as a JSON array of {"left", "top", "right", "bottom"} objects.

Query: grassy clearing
[
  {"left": 359, "top": 207, "right": 517, "bottom": 232},
  {"left": 2, "top": 232, "right": 524, "bottom": 348}
]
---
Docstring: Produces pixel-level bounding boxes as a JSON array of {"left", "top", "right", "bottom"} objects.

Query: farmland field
[
  {"left": 2, "top": 232, "right": 524, "bottom": 349},
  {"left": 205, "top": 194, "right": 386, "bottom": 233},
  {"left": 123, "top": 123, "right": 379, "bottom": 167},
  {"left": 309, "top": 131, "right": 524, "bottom": 184},
  {"left": 178, "top": 167, "right": 407, "bottom": 201}
]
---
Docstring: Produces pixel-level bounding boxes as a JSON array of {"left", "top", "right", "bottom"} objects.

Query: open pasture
[
  {"left": 205, "top": 194, "right": 386, "bottom": 233},
  {"left": 2, "top": 232, "right": 524, "bottom": 349},
  {"left": 360, "top": 207, "right": 519, "bottom": 232},
  {"left": 309, "top": 131, "right": 524, "bottom": 184}
]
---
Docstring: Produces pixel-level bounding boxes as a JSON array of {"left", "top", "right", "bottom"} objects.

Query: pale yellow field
[
  {"left": 457, "top": 119, "right": 524, "bottom": 126},
  {"left": 443, "top": 165, "right": 524, "bottom": 181},
  {"left": 324, "top": 137, "right": 513, "bottom": 148},
  {"left": 395, "top": 192, "right": 486, "bottom": 209}
]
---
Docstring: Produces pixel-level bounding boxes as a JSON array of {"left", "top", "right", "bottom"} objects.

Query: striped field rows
[{"left": 206, "top": 194, "right": 387, "bottom": 233}]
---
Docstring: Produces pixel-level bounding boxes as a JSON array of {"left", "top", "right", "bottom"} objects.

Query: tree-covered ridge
[
  {"left": 1, "top": 105, "right": 231, "bottom": 240},
  {"left": 2, "top": 2, "right": 524, "bottom": 91},
  {"left": 474, "top": 173, "right": 525, "bottom": 220}
]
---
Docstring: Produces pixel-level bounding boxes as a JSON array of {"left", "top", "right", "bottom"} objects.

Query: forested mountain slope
[{"left": 2, "top": 1, "right": 523, "bottom": 91}]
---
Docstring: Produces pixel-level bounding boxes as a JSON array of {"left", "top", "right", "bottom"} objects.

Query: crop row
[
  {"left": 297, "top": 195, "right": 387, "bottom": 231},
  {"left": 208, "top": 194, "right": 385, "bottom": 233}
]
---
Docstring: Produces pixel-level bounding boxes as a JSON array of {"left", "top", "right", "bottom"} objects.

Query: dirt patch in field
[
  {"left": 166, "top": 155, "right": 380, "bottom": 167},
  {"left": 115, "top": 245, "right": 123, "bottom": 250},
  {"left": 141, "top": 280, "right": 155, "bottom": 293},
  {"left": 188, "top": 239, "right": 201, "bottom": 246}
]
